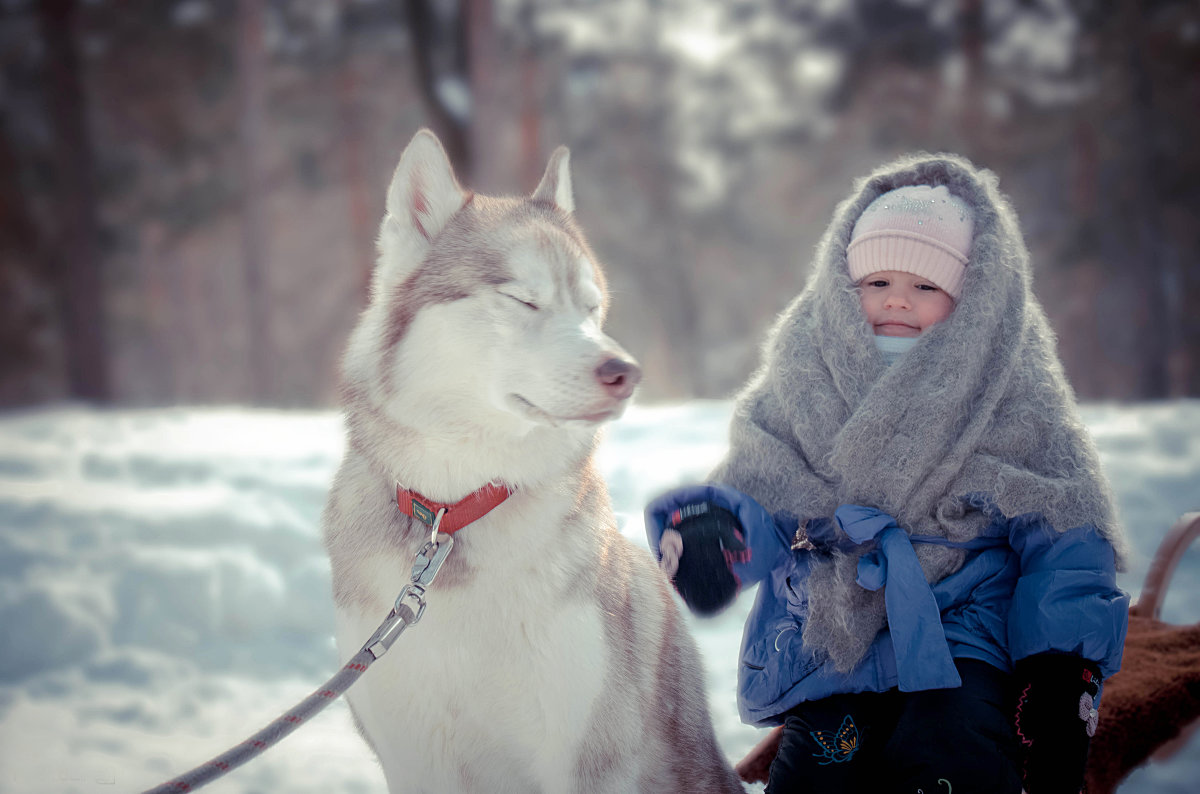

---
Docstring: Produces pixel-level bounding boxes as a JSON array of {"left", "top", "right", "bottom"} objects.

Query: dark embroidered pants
[{"left": 765, "top": 659, "right": 1022, "bottom": 794}]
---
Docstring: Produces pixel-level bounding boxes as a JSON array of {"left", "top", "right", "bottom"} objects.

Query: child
[{"left": 646, "top": 154, "right": 1129, "bottom": 794}]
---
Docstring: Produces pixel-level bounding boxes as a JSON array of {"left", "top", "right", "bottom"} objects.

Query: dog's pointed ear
[
  {"left": 373, "top": 130, "right": 467, "bottom": 297},
  {"left": 385, "top": 129, "right": 467, "bottom": 242},
  {"left": 531, "top": 146, "right": 573, "bottom": 213}
]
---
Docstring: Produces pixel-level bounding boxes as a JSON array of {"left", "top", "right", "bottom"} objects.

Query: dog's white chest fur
[{"left": 336, "top": 562, "right": 609, "bottom": 793}]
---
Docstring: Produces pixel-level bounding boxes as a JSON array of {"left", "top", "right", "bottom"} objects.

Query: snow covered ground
[{"left": 0, "top": 400, "right": 1197, "bottom": 793}]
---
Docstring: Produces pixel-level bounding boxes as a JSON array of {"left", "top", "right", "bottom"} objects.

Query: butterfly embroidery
[{"left": 809, "top": 714, "right": 860, "bottom": 765}]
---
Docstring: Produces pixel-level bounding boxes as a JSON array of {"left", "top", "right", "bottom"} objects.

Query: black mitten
[
  {"left": 669, "top": 503, "right": 747, "bottom": 616},
  {"left": 1013, "top": 652, "right": 1101, "bottom": 794}
]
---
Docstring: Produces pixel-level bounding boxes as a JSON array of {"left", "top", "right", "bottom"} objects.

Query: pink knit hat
[{"left": 847, "top": 185, "right": 974, "bottom": 299}]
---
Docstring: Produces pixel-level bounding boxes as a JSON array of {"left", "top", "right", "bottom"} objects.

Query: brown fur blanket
[{"left": 1085, "top": 615, "right": 1200, "bottom": 793}]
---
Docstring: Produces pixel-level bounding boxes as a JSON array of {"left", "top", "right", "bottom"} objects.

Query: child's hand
[
  {"left": 1013, "top": 652, "right": 1101, "bottom": 794},
  {"left": 658, "top": 528, "right": 684, "bottom": 577},
  {"left": 665, "top": 502, "right": 747, "bottom": 617}
]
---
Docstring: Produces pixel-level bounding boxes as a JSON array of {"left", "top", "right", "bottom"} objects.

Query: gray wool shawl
[{"left": 711, "top": 153, "right": 1129, "bottom": 674}]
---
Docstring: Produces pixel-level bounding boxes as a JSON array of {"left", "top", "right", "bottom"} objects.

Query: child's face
[{"left": 857, "top": 270, "right": 955, "bottom": 337}]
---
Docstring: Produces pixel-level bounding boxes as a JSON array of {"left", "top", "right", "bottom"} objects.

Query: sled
[{"left": 732, "top": 512, "right": 1200, "bottom": 793}]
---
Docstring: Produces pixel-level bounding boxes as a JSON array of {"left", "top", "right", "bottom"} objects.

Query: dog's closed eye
[{"left": 500, "top": 291, "right": 540, "bottom": 311}]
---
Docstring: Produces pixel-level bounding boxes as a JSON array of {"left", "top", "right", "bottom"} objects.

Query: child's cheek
[{"left": 929, "top": 296, "right": 956, "bottom": 327}]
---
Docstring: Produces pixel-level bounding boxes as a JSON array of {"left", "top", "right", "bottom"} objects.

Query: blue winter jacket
[{"left": 645, "top": 485, "right": 1130, "bottom": 727}]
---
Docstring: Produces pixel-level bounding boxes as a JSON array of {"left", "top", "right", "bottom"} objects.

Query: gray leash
[{"left": 141, "top": 529, "right": 455, "bottom": 794}]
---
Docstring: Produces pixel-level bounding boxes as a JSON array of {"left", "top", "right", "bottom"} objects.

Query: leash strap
[{"left": 395, "top": 481, "right": 512, "bottom": 534}]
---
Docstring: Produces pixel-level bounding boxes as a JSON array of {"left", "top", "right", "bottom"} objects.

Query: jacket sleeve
[
  {"left": 645, "top": 482, "right": 794, "bottom": 589},
  {"left": 1007, "top": 516, "right": 1130, "bottom": 681}
]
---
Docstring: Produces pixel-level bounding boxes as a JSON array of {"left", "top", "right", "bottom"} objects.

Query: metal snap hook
[{"left": 411, "top": 531, "right": 455, "bottom": 588}]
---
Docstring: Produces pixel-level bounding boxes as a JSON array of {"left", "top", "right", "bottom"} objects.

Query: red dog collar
[{"left": 395, "top": 482, "right": 513, "bottom": 535}]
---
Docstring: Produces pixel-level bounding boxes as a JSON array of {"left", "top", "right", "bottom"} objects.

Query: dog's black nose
[{"left": 595, "top": 357, "right": 642, "bottom": 400}]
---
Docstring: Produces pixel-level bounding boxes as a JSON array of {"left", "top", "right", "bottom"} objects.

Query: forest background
[{"left": 2, "top": 0, "right": 1198, "bottom": 408}]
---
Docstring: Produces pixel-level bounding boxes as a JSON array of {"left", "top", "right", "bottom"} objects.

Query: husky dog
[{"left": 322, "top": 130, "right": 743, "bottom": 793}]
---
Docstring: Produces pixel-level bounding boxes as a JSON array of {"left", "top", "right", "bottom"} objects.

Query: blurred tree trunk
[
  {"left": 0, "top": 126, "right": 57, "bottom": 406},
  {"left": 338, "top": 48, "right": 374, "bottom": 298},
  {"left": 38, "top": 0, "right": 110, "bottom": 402},
  {"left": 516, "top": 4, "right": 544, "bottom": 194},
  {"left": 469, "top": 0, "right": 544, "bottom": 194},
  {"left": 1122, "top": 0, "right": 1172, "bottom": 398},
  {"left": 958, "top": 0, "right": 984, "bottom": 140},
  {"left": 236, "top": 0, "right": 273, "bottom": 403},
  {"left": 406, "top": 0, "right": 472, "bottom": 178},
  {"left": 406, "top": 0, "right": 540, "bottom": 193},
  {"left": 465, "top": 0, "right": 505, "bottom": 192}
]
